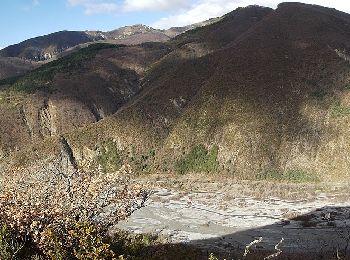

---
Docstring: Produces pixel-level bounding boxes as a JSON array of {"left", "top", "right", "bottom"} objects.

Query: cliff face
[{"left": 2, "top": 3, "right": 350, "bottom": 181}]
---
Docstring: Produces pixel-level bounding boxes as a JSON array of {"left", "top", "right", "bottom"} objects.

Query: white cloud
[
  {"left": 32, "top": 0, "right": 40, "bottom": 6},
  {"left": 66, "top": 0, "right": 350, "bottom": 22},
  {"left": 84, "top": 3, "right": 118, "bottom": 15},
  {"left": 67, "top": 0, "right": 93, "bottom": 5},
  {"left": 151, "top": 0, "right": 350, "bottom": 29},
  {"left": 123, "top": 0, "right": 188, "bottom": 12},
  {"left": 67, "top": 0, "right": 118, "bottom": 15},
  {"left": 67, "top": 0, "right": 188, "bottom": 14},
  {"left": 151, "top": 0, "right": 257, "bottom": 29}
]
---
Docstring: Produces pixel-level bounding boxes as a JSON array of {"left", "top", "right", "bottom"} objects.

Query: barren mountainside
[{"left": 1, "top": 3, "right": 350, "bottom": 182}]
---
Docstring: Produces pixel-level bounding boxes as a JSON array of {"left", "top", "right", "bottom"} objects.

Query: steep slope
[
  {"left": 161, "top": 3, "right": 350, "bottom": 179},
  {"left": 173, "top": 5, "right": 273, "bottom": 49},
  {"left": 3, "top": 3, "right": 350, "bottom": 182},
  {"left": 164, "top": 17, "right": 222, "bottom": 37},
  {"left": 63, "top": 3, "right": 350, "bottom": 180}
]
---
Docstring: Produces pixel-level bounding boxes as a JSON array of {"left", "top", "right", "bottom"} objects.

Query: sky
[{"left": 1, "top": 0, "right": 350, "bottom": 49}]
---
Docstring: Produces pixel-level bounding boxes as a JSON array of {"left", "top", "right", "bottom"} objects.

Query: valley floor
[{"left": 113, "top": 174, "right": 350, "bottom": 259}]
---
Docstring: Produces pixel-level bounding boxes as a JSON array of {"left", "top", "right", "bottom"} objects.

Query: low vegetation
[
  {"left": 97, "top": 139, "right": 123, "bottom": 173},
  {"left": 175, "top": 144, "right": 219, "bottom": 174},
  {"left": 95, "top": 139, "right": 157, "bottom": 174},
  {"left": 0, "top": 223, "right": 209, "bottom": 260},
  {"left": 330, "top": 99, "right": 350, "bottom": 116},
  {"left": 257, "top": 169, "right": 320, "bottom": 183}
]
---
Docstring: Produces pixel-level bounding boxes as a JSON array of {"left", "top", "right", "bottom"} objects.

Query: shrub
[
  {"left": 175, "top": 144, "right": 219, "bottom": 174},
  {"left": 69, "top": 221, "right": 116, "bottom": 260},
  {"left": 129, "top": 148, "right": 156, "bottom": 173},
  {"left": 330, "top": 99, "right": 350, "bottom": 116},
  {"left": 97, "top": 139, "right": 123, "bottom": 173},
  {"left": 0, "top": 163, "right": 148, "bottom": 259},
  {"left": 257, "top": 169, "right": 319, "bottom": 183},
  {"left": 0, "top": 224, "right": 24, "bottom": 260},
  {"left": 41, "top": 221, "right": 117, "bottom": 260},
  {"left": 41, "top": 226, "right": 71, "bottom": 260}
]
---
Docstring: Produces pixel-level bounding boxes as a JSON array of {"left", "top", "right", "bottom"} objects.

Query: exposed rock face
[
  {"left": 59, "top": 136, "right": 77, "bottom": 174},
  {"left": 38, "top": 98, "right": 55, "bottom": 137}
]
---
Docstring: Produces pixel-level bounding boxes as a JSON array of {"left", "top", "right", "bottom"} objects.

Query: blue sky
[{"left": 1, "top": 0, "right": 350, "bottom": 49}]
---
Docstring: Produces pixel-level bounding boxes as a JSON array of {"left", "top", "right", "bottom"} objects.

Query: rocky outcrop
[
  {"left": 59, "top": 136, "right": 78, "bottom": 174},
  {"left": 38, "top": 98, "right": 56, "bottom": 137}
]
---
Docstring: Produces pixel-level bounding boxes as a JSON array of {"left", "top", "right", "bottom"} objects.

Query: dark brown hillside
[
  {"left": 173, "top": 6, "right": 273, "bottom": 49},
  {"left": 61, "top": 3, "right": 350, "bottom": 180},
  {"left": 160, "top": 2, "right": 350, "bottom": 178},
  {"left": 0, "top": 57, "right": 37, "bottom": 80}
]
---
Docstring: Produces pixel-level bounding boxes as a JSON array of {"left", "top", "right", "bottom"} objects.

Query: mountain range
[
  {"left": 0, "top": 18, "right": 219, "bottom": 63},
  {"left": 1, "top": 2, "right": 350, "bottom": 182}
]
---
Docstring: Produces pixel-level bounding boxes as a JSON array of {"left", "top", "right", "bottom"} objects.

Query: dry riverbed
[{"left": 112, "top": 174, "right": 350, "bottom": 259}]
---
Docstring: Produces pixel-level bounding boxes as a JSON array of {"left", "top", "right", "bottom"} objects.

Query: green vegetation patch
[
  {"left": 330, "top": 99, "right": 350, "bottom": 116},
  {"left": 175, "top": 144, "right": 219, "bottom": 174},
  {"left": 110, "top": 230, "right": 203, "bottom": 260},
  {"left": 96, "top": 139, "right": 123, "bottom": 173},
  {"left": 2, "top": 43, "right": 125, "bottom": 93},
  {"left": 129, "top": 148, "right": 156, "bottom": 172},
  {"left": 310, "top": 88, "right": 327, "bottom": 99},
  {"left": 257, "top": 169, "right": 320, "bottom": 183}
]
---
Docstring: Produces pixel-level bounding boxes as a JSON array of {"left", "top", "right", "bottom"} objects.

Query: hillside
[
  {"left": 0, "top": 21, "right": 217, "bottom": 63},
  {"left": 0, "top": 42, "right": 172, "bottom": 158},
  {"left": 0, "top": 57, "right": 37, "bottom": 80},
  {"left": 0, "top": 31, "right": 102, "bottom": 61},
  {"left": 1, "top": 3, "right": 350, "bottom": 182}
]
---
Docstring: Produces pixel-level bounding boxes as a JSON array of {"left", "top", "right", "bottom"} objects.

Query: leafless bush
[
  {"left": 264, "top": 238, "right": 284, "bottom": 260},
  {"left": 243, "top": 237, "right": 262, "bottom": 257},
  {"left": 243, "top": 237, "right": 284, "bottom": 259},
  {"left": 0, "top": 162, "right": 149, "bottom": 255}
]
